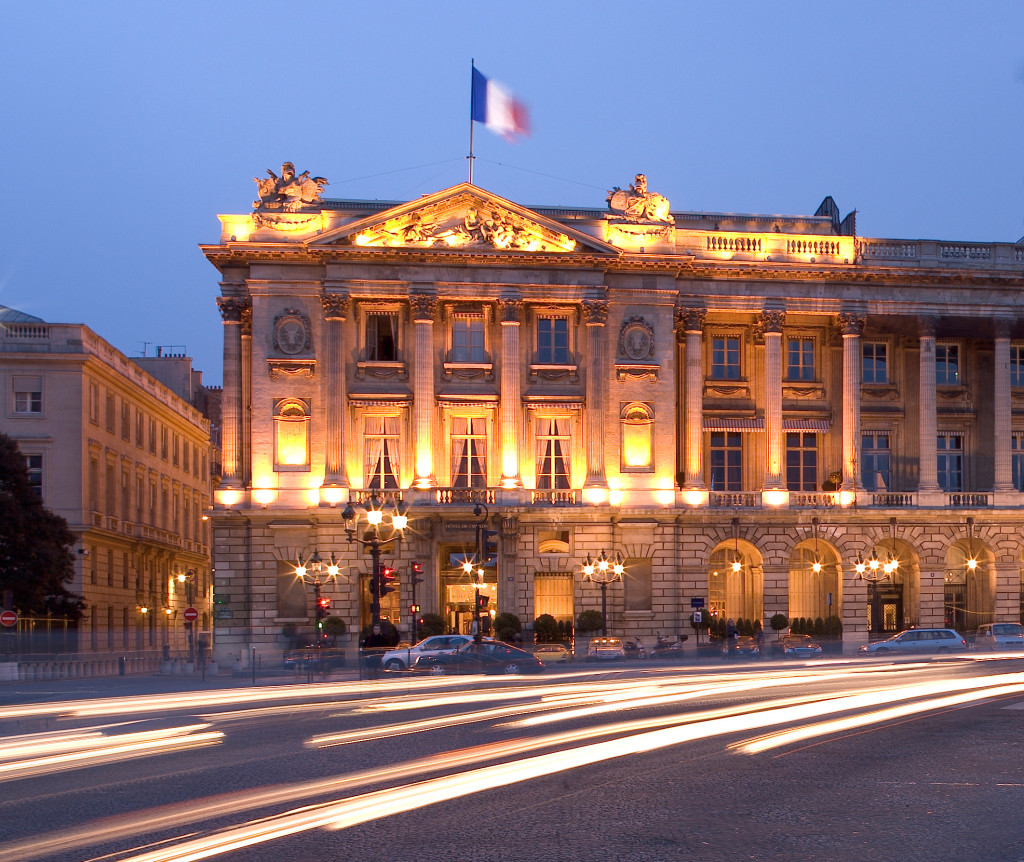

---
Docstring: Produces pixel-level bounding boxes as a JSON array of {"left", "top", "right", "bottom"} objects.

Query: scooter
[
  {"left": 651, "top": 631, "right": 687, "bottom": 659},
  {"left": 623, "top": 636, "right": 647, "bottom": 659}
]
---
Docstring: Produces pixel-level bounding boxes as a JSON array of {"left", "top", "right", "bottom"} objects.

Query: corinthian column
[
  {"left": 321, "top": 291, "right": 350, "bottom": 490},
  {"left": 240, "top": 305, "right": 252, "bottom": 487},
  {"left": 217, "top": 294, "right": 248, "bottom": 488},
  {"left": 675, "top": 304, "right": 707, "bottom": 489},
  {"left": 917, "top": 316, "right": 940, "bottom": 493},
  {"left": 993, "top": 318, "right": 1014, "bottom": 493},
  {"left": 583, "top": 299, "right": 609, "bottom": 488},
  {"left": 838, "top": 312, "right": 865, "bottom": 497},
  {"left": 410, "top": 292, "right": 438, "bottom": 488},
  {"left": 760, "top": 308, "right": 786, "bottom": 492},
  {"left": 498, "top": 298, "right": 522, "bottom": 488}
]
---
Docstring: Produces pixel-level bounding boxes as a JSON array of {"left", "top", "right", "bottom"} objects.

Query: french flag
[{"left": 471, "top": 67, "right": 530, "bottom": 140}]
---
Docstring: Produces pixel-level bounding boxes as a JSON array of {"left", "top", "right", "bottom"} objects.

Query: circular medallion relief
[
  {"left": 621, "top": 320, "right": 654, "bottom": 361},
  {"left": 275, "top": 314, "right": 309, "bottom": 355}
]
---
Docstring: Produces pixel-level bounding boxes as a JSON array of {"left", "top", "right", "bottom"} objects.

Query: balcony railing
[
  {"left": 870, "top": 492, "right": 917, "bottom": 507},
  {"left": 709, "top": 492, "right": 759, "bottom": 508},
  {"left": 530, "top": 489, "right": 579, "bottom": 506},
  {"left": 790, "top": 493, "right": 839, "bottom": 508},
  {"left": 434, "top": 487, "right": 496, "bottom": 505},
  {"left": 947, "top": 493, "right": 990, "bottom": 507}
]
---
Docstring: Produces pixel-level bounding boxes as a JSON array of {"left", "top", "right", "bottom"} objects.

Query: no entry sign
[
  {"left": 0, "top": 610, "right": 17, "bottom": 627},
  {"left": 183, "top": 607, "right": 199, "bottom": 623}
]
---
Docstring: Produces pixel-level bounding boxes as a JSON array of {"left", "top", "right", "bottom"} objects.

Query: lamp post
[
  {"left": 582, "top": 549, "right": 624, "bottom": 636},
  {"left": 293, "top": 550, "right": 342, "bottom": 643},
  {"left": 176, "top": 569, "right": 196, "bottom": 663},
  {"left": 853, "top": 544, "right": 896, "bottom": 636},
  {"left": 341, "top": 496, "right": 410, "bottom": 627}
]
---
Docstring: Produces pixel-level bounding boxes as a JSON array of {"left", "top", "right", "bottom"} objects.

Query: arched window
[{"left": 274, "top": 399, "right": 310, "bottom": 470}]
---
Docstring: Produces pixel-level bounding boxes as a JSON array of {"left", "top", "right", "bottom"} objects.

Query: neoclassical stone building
[{"left": 203, "top": 166, "right": 1024, "bottom": 666}]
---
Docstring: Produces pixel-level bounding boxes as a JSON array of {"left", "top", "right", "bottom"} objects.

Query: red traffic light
[
  {"left": 381, "top": 566, "right": 396, "bottom": 580},
  {"left": 411, "top": 561, "right": 423, "bottom": 574},
  {"left": 318, "top": 596, "right": 331, "bottom": 609},
  {"left": 409, "top": 603, "right": 420, "bottom": 614}
]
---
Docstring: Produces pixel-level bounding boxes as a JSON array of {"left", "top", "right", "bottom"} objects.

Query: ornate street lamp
[
  {"left": 853, "top": 517, "right": 898, "bottom": 635},
  {"left": 341, "top": 496, "right": 411, "bottom": 626},
  {"left": 294, "top": 550, "right": 343, "bottom": 641},
  {"left": 582, "top": 549, "right": 624, "bottom": 636}
]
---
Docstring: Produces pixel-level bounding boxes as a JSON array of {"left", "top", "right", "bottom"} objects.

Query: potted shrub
[
  {"left": 533, "top": 614, "right": 559, "bottom": 643},
  {"left": 494, "top": 612, "right": 522, "bottom": 643}
]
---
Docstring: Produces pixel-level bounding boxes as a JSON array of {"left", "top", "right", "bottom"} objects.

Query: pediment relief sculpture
[
  {"left": 352, "top": 195, "right": 576, "bottom": 253},
  {"left": 606, "top": 174, "right": 674, "bottom": 226}
]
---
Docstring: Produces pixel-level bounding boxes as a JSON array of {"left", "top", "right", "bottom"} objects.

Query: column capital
[
  {"left": 674, "top": 303, "right": 706, "bottom": 339},
  {"left": 758, "top": 307, "right": 786, "bottom": 335},
  {"left": 497, "top": 297, "right": 523, "bottom": 324},
  {"left": 836, "top": 312, "right": 866, "bottom": 337},
  {"left": 321, "top": 291, "right": 351, "bottom": 322},
  {"left": 917, "top": 315, "right": 937, "bottom": 338},
  {"left": 216, "top": 295, "right": 250, "bottom": 324},
  {"left": 994, "top": 317, "right": 1015, "bottom": 339},
  {"left": 409, "top": 292, "right": 438, "bottom": 322},
  {"left": 582, "top": 299, "right": 609, "bottom": 326}
]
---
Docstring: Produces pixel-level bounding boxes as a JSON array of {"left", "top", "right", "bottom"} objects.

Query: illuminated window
[
  {"left": 536, "top": 418, "right": 571, "bottom": 489},
  {"left": 364, "top": 415, "right": 401, "bottom": 489},
  {"left": 1012, "top": 345, "right": 1024, "bottom": 388},
  {"left": 13, "top": 376, "right": 43, "bottom": 414},
  {"left": 451, "top": 416, "right": 487, "bottom": 488},
  {"left": 620, "top": 403, "right": 653, "bottom": 471},
  {"left": 710, "top": 432, "right": 742, "bottom": 491},
  {"left": 451, "top": 315, "right": 486, "bottom": 362},
  {"left": 937, "top": 433, "right": 963, "bottom": 491},
  {"left": 1013, "top": 433, "right": 1024, "bottom": 492},
  {"left": 786, "top": 432, "right": 817, "bottom": 491},
  {"left": 863, "top": 342, "right": 888, "bottom": 384},
  {"left": 786, "top": 337, "right": 815, "bottom": 381},
  {"left": 936, "top": 343, "right": 960, "bottom": 385},
  {"left": 711, "top": 337, "right": 740, "bottom": 380},
  {"left": 365, "top": 311, "right": 399, "bottom": 361},
  {"left": 537, "top": 530, "right": 570, "bottom": 554},
  {"left": 274, "top": 398, "right": 311, "bottom": 470},
  {"left": 536, "top": 315, "right": 571, "bottom": 364},
  {"left": 862, "top": 433, "right": 891, "bottom": 492},
  {"left": 533, "top": 572, "right": 573, "bottom": 625}
]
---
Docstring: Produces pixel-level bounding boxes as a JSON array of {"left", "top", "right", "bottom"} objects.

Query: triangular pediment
[{"left": 308, "top": 183, "right": 619, "bottom": 255}]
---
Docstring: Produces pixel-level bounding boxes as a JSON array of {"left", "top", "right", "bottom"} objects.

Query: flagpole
[{"left": 468, "top": 58, "right": 475, "bottom": 184}]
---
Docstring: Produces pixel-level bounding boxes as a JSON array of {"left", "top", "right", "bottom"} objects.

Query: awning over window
[
  {"left": 702, "top": 417, "right": 831, "bottom": 432},
  {"left": 783, "top": 419, "right": 832, "bottom": 432}
]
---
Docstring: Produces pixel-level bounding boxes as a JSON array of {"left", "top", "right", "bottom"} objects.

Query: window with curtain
[
  {"left": 451, "top": 416, "right": 487, "bottom": 488},
  {"left": 364, "top": 415, "right": 401, "bottom": 488},
  {"left": 533, "top": 572, "right": 573, "bottom": 623},
  {"left": 536, "top": 417, "right": 571, "bottom": 489},
  {"left": 365, "top": 311, "right": 399, "bottom": 361}
]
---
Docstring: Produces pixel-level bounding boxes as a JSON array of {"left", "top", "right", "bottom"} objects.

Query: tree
[
  {"left": 493, "top": 612, "right": 522, "bottom": 643},
  {"left": 0, "top": 433, "right": 82, "bottom": 618},
  {"left": 576, "top": 609, "right": 604, "bottom": 634},
  {"left": 533, "top": 614, "right": 559, "bottom": 643}
]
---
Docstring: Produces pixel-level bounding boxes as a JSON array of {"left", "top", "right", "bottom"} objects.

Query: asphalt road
[{"left": 3, "top": 654, "right": 1024, "bottom": 862}]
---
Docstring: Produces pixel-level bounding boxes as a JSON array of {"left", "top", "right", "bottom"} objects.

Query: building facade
[
  {"left": 204, "top": 167, "right": 1024, "bottom": 666},
  {"left": 0, "top": 308, "right": 215, "bottom": 658}
]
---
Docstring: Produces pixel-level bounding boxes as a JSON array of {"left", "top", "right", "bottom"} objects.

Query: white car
[
  {"left": 381, "top": 635, "right": 473, "bottom": 671},
  {"left": 974, "top": 623, "right": 1024, "bottom": 651},
  {"left": 858, "top": 628, "right": 967, "bottom": 655}
]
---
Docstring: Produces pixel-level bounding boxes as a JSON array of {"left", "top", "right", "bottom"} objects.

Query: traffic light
[
  {"left": 316, "top": 595, "right": 331, "bottom": 629},
  {"left": 483, "top": 530, "right": 499, "bottom": 565},
  {"left": 411, "top": 560, "right": 424, "bottom": 584},
  {"left": 380, "top": 566, "right": 397, "bottom": 596},
  {"left": 476, "top": 593, "right": 490, "bottom": 611},
  {"left": 409, "top": 603, "right": 420, "bottom": 614},
  {"left": 480, "top": 614, "right": 491, "bottom": 634}
]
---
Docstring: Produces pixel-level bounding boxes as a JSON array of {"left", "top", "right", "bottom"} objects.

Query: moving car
[
  {"left": 282, "top": 647, "right": 346, "bottom": 671},
  {"left": 531, "top": 644, "right": 572, "bottom": 665},
  {"left": 586, "top": 637, "right": 626, "bottom": 661},
  {"left": 413, "top": 640, "right": 544, "bottom": 675},
  {"left": 380, "top": 634, "right": 473, "bottom": 671},
  {"left": 858, "top": 628, "right": 968, "bottom": 655},
  {"left": 780, "top": 634, "right": 823, "bottom": 658},
  {"left": 722, "top": 636, "right": 760, "bottom": 658},
  {"left": 974, "top": 623, "right": 1024, "bottom": 651}
]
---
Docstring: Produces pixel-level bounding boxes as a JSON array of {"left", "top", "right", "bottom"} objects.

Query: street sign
[
  {"left": 690, "top": 597, "right": 705, "bottom": 608},
  {"left": 183, "top": 607, "right": 199, "bottom": 623},
  {"left": 0, "top": 610, "right": 17, "bottom": 627},
  {"left": 693, "top": 611, "right": 702, "bottom": 623}
]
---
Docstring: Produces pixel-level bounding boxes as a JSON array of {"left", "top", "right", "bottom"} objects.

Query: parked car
[
  {"left": 283, "top": 647, "right": 346, "bottom": 671},
  {"left": 381, "top": 634, "right": 473, "bottom": 671},
  {"left": 858, "top": 628, "right": 968, "bottom": 655},
  {"left": 780, "top": 634, "right": 823, "bottom": 658},
  {"left": 722, "top": 636, "right": 760, "bottom": 658},
  {"left": 586, "top": 637, "right": 626, "bottom": 661},
  {"left": 413, "top": 640, "right": 544, "bottom": 675},
  {"left": 531, "top": 644, "right": 572, "bottom": 665},
  {"left": 974, "top": 623, "right": 1024, "bottom": 651}
]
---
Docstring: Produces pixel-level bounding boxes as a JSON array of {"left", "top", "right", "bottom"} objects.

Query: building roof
[{"left": 0, "top": 304, "right": 45, "bottom": 324}]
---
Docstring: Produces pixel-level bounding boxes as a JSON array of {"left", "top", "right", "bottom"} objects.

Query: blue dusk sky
[{"left": 3, "top": 1, "right": 1024, "bottom": 385}]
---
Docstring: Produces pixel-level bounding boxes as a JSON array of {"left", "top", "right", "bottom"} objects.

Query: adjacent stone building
[{"left": 203, "top": 166, "right": 1024, "bottom": 666}]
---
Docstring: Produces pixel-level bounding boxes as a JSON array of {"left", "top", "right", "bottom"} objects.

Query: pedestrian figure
[{"left": 726, "top": 618, "right": 739, "bottom": 658}]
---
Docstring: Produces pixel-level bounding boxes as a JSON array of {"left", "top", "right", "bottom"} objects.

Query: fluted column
[
  {"left": 321, "top": 291, "right": 350, "bottom": 490},
  {"left": 410, "top": 292, "right": 438, "bottom": 488},
  {"left": 498, "top": 298, "right": 522, "bottom": 488},
  {"left": 760, "top": 308, "right": 786, "bottom": 491},
  {"left": 674, "top": 304, "right": 707, "bottom": 489},
  {"left": 240, "top": 306, "right": 251, "bottom": 487},
  {"left": 838, "top": 313, "right": 865, "bottom": 496},
  {"left": 917, "top": 316, "right": 940, "bottom": 493},
  {"left": 583, "top": 299, "right": 609, "bottom": 487},
  {"left": 216, "top": 294, "right": 248, "bottom": 488},
  {"left": 993, "top": 319, "right": 1014, "bottom": 492}
]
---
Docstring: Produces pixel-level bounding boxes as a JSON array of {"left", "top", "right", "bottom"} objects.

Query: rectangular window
[
  {"left": 451, "top": 416, "right": 487, "bottom": 488},
  {"left": 786, "top": 432, "right": 818, "bottom": 491},
  {"left": 365, "top": 312, "right": 398, "bottom": 361},
  {"left": 149, "top": 419, "right": 156, "bottom": 454},
  {"left": 936, "top": 344, "right": 960, "bottom": 385},
  {"left": 536, "top": 316, "right": 570, "bottom": 364},
  {"left": 623, "top": 557, "right": 652, "bottom": 612},
  {"left": 274, "top": 400, "right": 311, "bottom": 470},
  {"left": 862, "top": 433, "right": 891, "bottom": 492},
  {"left": 172, "top": 434, "right": 179, "bottom": 468},
  {"left": 136, "top": 410, "right": 145, "bottom": 448},
  {"left": 13, "top": 376, "right": 43, "bottom": 413},
  {"left": 786, "top": 338, "right": 815, "bottom": 381},
  {"left": 89, "top": 382, "right": 99, "bottom": 423},
  {"left": 1012, "top": 346, "right": 1024, "bottom": 388},
  {"left": 1013, "top": 433, "right": 1024, "bottom": 492},
  {"left": 533, "top": 572, "right": 573, "bottom": 624},
  {"left": 863, "top": 342, "right": 888, "bottom": 384},
  {"left": 451, "top": 316, "right": 486, "bottom": 362},
  {"left": 182, "top": 441, "right": 190, "bottom": 474},
  {"left": 536, "top": 418, "right": 571, "bottom": 489},
  {"left": 711, "top": 337, "right": 741, "bottom": 380},
  {"left": 710, "top": 432, "right": 742, "bottom": 491},
  {"left": 121, "top": 401, "right": 130, "bottom": 440},
  {"left": 24, "top": 454, "right": 42, "bottom": 496},
  {"left": 105, "top": 392, "right": 115, "bottom": 432},
  {"left": 937, "top": 433, "right": 963, "bottom": 492},
  {"left": 364, "top": 416, "right": 401, "bottom": 489},
  {"left": 160, "top": 426, "right": 168, "bottom": 460}
]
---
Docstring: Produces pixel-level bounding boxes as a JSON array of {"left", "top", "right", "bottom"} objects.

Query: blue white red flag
[{"left": 471, "top": 67, "right": 530, "bottom": 140}]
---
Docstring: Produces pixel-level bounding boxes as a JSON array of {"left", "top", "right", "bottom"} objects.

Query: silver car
[
  {"left": 859, "top": 628, "right": 967, "bottom": 655},
  {"left": 974, "top": 623, "right": 1024, "bottom": 651},
  {"left": 381, "top": 635, "right": 473, "bottom": 671}
]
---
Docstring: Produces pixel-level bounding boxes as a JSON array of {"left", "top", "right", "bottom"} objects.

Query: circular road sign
[
  {"left": 0, "top": 610, "right": 17, "bottom": 627},
  {"left": 183, "top": 607, "right": 199, "bottom": 623}
]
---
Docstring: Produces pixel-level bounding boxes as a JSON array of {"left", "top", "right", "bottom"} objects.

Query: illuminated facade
[
  {"left": 0, "top": 308, "right": 215, "bottom": 657},
  {"left": 204, "top": 167, "right": 1024, "bottom": 665}
]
